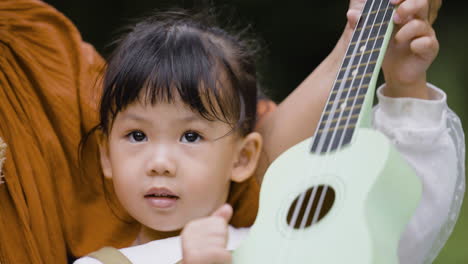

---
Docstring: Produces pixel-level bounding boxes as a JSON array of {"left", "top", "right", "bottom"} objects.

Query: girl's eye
[
  {"left": 181, "top": 131, "right": 202, "bottom": 143},
  {"left": 128, "top": 131, "right": 147, "bottom": 143}
]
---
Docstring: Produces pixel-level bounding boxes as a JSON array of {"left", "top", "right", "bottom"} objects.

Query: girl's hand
[
  {"left": 181, "top": 204, "right": 233, "bottom": 264},
  {"left": 383, "top": 0, "right": 439, "bottom": 99},
  {"left": 346, "top": 0, "right": 441, "bottom": 99},
  {"left": 346, "top": 0, "right": 442, "bottom": 28}
]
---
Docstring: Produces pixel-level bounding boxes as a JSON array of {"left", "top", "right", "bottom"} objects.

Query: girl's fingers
[
  {"left": 410, "top": 35, "right": 439, "bottom": 59},
  {"left": 428, "top": 0, "right": 442, "bottom": 25},
  {"left": 394, "top": 0, "right": 428, "bottom": 24},
  {"left": 207, "top": 249, "right": 232, "bottom": 264},
  {"left": 394, "top": 19, "right": 430, "bottom": 43},
  {"left": 394, "top": 18, "right": 438, "bottom": 60},
  {"left": 211, "top": 204, "right": 233, "bottom": 223},
  {"left": 390, "top": 0, "right": 404, "bottom": 5}
]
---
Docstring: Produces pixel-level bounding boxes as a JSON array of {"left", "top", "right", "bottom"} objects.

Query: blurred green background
[{"left": 45, "top": 0, "right": 467, "bottom": 262}]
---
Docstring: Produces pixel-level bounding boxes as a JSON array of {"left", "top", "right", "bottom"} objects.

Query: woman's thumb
[{"left": 211, "top": 203, "right": 233, "bottom": 222}]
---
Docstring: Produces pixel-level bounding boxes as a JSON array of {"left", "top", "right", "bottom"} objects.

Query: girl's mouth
[{"left": 144, "top": 187, "right": 179, "bottom": 209}]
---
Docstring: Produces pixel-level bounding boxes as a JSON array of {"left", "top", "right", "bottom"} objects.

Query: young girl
[{"left": 74, "top": 0, "right": 465, "bottom": 263}]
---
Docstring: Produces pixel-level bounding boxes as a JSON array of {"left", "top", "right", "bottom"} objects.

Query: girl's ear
[
  {"left": 231, "top": 132, "right": 263, "bottom": 183},
  {"left": 98, "top": 133, "right": 113, "bottom": 179}
]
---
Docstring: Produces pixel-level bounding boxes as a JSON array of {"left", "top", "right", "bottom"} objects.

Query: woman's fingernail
[{"left": 390, "top": 0, "right": 399, "bottom": 4}]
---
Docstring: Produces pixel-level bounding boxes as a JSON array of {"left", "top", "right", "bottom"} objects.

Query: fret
[
  {"left": 335, "top": 73, "right": 373, "bottom": 84},
  {"left": 321, "top": 107, "right": 362, "bottom": 122},
  {"left": 312, "top": 128, "right": 355, "bottom": 153},
  {"left": 354, "top": 13, "right": 390, "bottom": 32},
  {"left": 313, "top": 129, "right": 343, "bottom": 153},
  {"left": 350, "top": 26, "right": 385, "bottom": 43},
  {"left": 311, "top": 125, "right": 356, "bottom": 153},
  {"left": 329, "top": 87, "right": 367, "bottom": 102},
  {"left": 329, "top": 94, "right": 366, "bottom": 105},
  {"left": 324, "top": 105, "right": 361, "bottom": 116},
  {"left": 318, "top": 124, "right": 356, "bottom": 133},
  {"left": 325, "top": 98, "right": 365, "bottom": 114},
  {"left": 318, "top": 114, "right": 360, "bottom": 129},
  {"left": 349, "top": 9, "right": 391, "bottom": 47},
  {"left": 331, "top": 84, "right": 368, "bottom": 95},
  {"left": 339, "top": 61, "right": 377, "bottom": 72},
  {"left": 310, "top": 0, "right": 395, "bottom": 154},
  {"left": 342, "top": 52, "right": 379, "bottom": 70},
  {"left": 330, "top": 129, "right": 354, "bottom": 151},
  {"left": 356, "top": 21, "right": 389, "bottom": 32},
  {"left": 361, "top": 7, "right": 392, "bottom": 18},
  {"left": 337, "top": 63, "right": 376, "bottom": 79},
  {"left": 345, "top": 49, "right": 380, "bottom": 59},
  {"left": 351, "top": 35, "right": 384, "bottom": 46},
  {"left": 348, "top": 37, "right": 385, "bottom": 56}
]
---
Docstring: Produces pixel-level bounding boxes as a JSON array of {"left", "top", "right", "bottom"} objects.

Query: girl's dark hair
[
  {"left": 98, "top": 8, "right": 260, "bottom": 137},
  {"left": 78, "top": 8, "right": 262, "bottom": 223}
]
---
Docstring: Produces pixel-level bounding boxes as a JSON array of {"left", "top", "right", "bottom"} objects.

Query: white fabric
[
  {"left": 74, "top": 226, "right": 249, "bottom": 264},
  {"left": 372, "top": 84, "right": 465, "bottom": 264},
  {"left": 74, "top": 83, "right": 465, "bottom": 264}
]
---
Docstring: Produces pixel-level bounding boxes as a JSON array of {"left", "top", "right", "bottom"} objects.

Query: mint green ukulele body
[{"left": 233, "top": 0, "right": 422, "bottom": 263}]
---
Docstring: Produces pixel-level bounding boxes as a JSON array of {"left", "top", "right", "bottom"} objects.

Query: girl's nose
[{"left": 145, "top": 147, "right": 176, "bottom": 176}]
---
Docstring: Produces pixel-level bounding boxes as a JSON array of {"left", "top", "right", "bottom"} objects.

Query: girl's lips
[
  {"left": 145, "top": 196, "right": 178, "bottom": 209},
  {"left": 144, "top": 187, "right": 179, "bottom": 209}
]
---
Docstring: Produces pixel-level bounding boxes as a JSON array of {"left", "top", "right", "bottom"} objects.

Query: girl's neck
[{"left": 133, "top": 226, "right": 181, "bottom": 246}]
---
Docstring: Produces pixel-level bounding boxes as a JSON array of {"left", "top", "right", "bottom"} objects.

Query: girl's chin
[{"left": 138, "top": 222, "right": 183, "bottom": 242}]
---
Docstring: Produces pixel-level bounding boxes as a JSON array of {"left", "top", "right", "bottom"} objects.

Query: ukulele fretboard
[{"left": 311, "top": 0, "right": 394, "bottom": 154}]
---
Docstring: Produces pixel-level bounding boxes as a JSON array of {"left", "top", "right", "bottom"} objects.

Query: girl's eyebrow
[
  {"left": 121, "top": 112, "right": 209, "bottom": 124},
  {"left": 120, "top": 113, "right": 151, "bottom": 124}
]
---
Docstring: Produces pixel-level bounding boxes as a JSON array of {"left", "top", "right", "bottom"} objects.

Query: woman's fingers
[
  {"left": 347, "top": 0, "right": 366, "bottom": 28},
  {"left": 346, "top": 9, "right": 361, "bottom": 28}
]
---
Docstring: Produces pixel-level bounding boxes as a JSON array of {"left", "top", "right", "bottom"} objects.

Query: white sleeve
[
  {"left": 115, "top": 226, "right": 248, "bottom": 264},
  {"left": 372, "top": 83, "right": 465, "bottom": 264},
  {"left": 73, "top": 256, "right": 103, "bottom": 264}
]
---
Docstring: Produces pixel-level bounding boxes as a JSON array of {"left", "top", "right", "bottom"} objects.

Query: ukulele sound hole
[{"left": 286, "top": 185, "right": 335, "bottom": 229}]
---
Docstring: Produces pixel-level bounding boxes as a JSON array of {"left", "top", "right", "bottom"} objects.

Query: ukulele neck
[{"left": 311, "top": 0, "right": 396, "bottom": 154}]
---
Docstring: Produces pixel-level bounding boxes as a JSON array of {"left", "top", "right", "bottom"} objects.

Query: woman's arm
[
  {"left": 253, "top": 22, "right": 353, "bottom": 182},
  {"left": 254, "top": 0, "right": 442, "bottom": 183}
]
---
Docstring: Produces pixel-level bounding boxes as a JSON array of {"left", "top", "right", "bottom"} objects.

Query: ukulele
[{"left": 233, "top": 0, "right": 422, "bottom": 262}]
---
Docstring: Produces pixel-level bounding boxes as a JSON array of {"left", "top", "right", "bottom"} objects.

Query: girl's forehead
[
  {"left": 125, "top": 96, "right": 201, "bottom": 118},
  {"left": 135, "top": 85, "right": 232, "bottom": 121}
]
